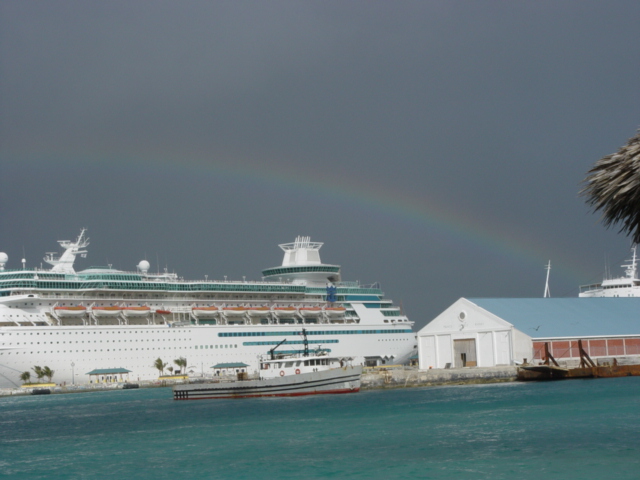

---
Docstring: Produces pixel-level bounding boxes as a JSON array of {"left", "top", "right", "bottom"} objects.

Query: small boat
[
  {"left": 53, "top": 306, "right": 87, "bottom": 316},
  {"left": 324, "top": 307, "right": 346, "bottom": 317},
  {"left": 31, "top": 388, "right": 51, "bottom": 395},
  {"left": 518, "top": 340, "right": 640, "bottom": 381},
  {"left": 518, "top": 363, "right": 640, "bottom": 381},
  {"left": 155, "top": 309, "right": 172, "bottom": 315},
  {"left": 173, "top": 354, "right": 362, "bottom": 400},
  {"left": 274, "top": 307, "right": 297, "bottom": 315},
  {"left": 121, "top": 306, "right": 151, "bottom": 316},
  {"left": 92, "top": 306, "right": 122, "bottom": 316},
  {"left": 192, "top": 306, "right": 219, "bottom": 318},
  {"left": 246, "top": 307, "right": 271, "bottom": 317},
  {"left": 299, "top": 307, "right": 322, "bottom": 317},
  {"left": 173, "top": 330, "right": 362, "bottom": 400},
  {"left": 222, "top": 307, "right": 248, "bottom": 316}
]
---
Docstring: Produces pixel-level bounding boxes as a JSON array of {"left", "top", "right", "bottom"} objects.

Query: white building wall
[
  {"left": 478, "top": 331, "right": 494, "bottom": 366},
  {"left": 513, "top": 328, "right": 533, "bottom": 364},
  {"left": 417, "top": 298, "right": 532, "bottom": 369},
  {"left": 437, "top": 335, "right": 452, "bottom": 368},
  {"left": 419, "top": 335, "right": 436, "bottom": 369}
]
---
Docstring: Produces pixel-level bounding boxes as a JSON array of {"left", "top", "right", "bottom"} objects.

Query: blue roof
[
  {"left": 469, "top": 298, "right": 640, "bottom": 339},
  {"left": 211, "top": 363, "right": 249, "bottom": 369},
  {"left": 86, "top": 368, "right": 132, "bottom": 375}
]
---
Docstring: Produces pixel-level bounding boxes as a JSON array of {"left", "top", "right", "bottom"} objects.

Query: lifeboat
[
  {"left": 247, "top": 307, "right": 271, "bottom": 317},
  {"left": 192, "top": 306, "right": 219, "bottom": 318},
  {"left": 155, "top": 309, "right": 172, "bottom": 315},
  {"left": 122, "top": 306, "right": 151, "bottom": 317},
  {"left": 53, "top": 306, "right": 87, "bottom": 317},
  {"left": 299, "top": 307, "right": 322, "bottom": 317},
  {"left": 222, "top": 307, "right": 248, "bottom": 317},
  {"left": 92, "top": 306, "right": 122, "bottom": 317},
  {"left": 324, "top": 307, "right": 346, "bottom": 318},
  {"left": 274, "top": 307, "right": 297, "bottom": 316}
]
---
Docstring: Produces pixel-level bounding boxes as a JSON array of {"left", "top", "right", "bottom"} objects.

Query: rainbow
[{"left": 6, "top": 149, "right": 592, "bottom": 287}]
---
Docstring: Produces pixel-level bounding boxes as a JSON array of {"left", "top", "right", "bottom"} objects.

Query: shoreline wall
[{"left": 361, "top": 366, "right": 518, "bottom": 389}]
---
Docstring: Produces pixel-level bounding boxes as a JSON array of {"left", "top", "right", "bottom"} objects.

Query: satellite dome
[
  {"left": 0, "top": 252, "right": 7, "bottom": 268},
  {"left": 138, "top": 260, "right": 150, "bottom": 273}
]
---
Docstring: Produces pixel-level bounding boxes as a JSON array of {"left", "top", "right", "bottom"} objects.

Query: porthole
[{"left": 458, "top": 311, "right": 466, "bottom": 321}]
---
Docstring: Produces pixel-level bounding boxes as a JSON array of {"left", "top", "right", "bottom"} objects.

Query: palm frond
[{"left": 582, "top": 129, "right": 640, "bottom": 243}]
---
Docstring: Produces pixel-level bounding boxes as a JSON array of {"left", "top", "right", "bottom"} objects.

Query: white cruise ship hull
[
  {"left": 0, "top": 233, "right": 416, "bottom": 389},
  {"left": 0, "top": 322, "right": 412, "bottom": 388}
]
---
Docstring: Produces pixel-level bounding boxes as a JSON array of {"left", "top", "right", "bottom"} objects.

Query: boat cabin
[{"left": 259, "top": 354, "right": 352, "bottom": 379}]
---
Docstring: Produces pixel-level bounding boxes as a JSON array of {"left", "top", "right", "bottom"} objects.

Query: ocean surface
[{"left": 1, "top": 378, "right": 640, "bottom": 479}]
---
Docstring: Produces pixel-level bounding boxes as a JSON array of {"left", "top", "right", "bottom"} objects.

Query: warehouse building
[{"left": 418, "top": 297, "right": 640, "bottom": 369}]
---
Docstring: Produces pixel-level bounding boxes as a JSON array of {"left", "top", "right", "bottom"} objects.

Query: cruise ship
[
  {"left": 0, "top": 231, "right": 416, "bottom": 388},
  {"left": 579, "top": 246, "right": 640, "bottom": 297}
]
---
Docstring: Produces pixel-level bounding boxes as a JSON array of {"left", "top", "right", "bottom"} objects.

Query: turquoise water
[{"left": 1, "top": 378, "right": 640, "bottom": 479}]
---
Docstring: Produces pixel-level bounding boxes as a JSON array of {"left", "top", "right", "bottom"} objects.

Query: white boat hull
[
  {"left": 91, "top": 309, "right": 121, "bottom": 317},
  {"left": 192, "top": 309, "right": 219, "bottom": 318},
  {"left": 223, "top": 309, "right": 248, "bottom": 317},
  {"left": 122, "top": 309, "right": 151, "bottom": 317},
  {"left": 53, "top": 309, "right": 87, "bottom": 317}
]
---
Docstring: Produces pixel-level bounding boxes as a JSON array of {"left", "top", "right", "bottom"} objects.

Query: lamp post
[{"left": 71, "top": 362, "right": 75, "bottom": 385}]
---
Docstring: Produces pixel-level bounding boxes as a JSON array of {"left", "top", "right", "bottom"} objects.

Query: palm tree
[
  {"left": 32, "top": 366, "right": 45, "bottom": 384},
  {"left": 582, "top": 129, "right": 640, "bottom": 242},
  {"left": 20, "top": 371, "right": 31, "bottom": 385},
  {"left": 167, "top": 366, "right": 174, "bottom": 375},
  {"left": 42, "top": 366, "right": 55, "bottom": 383},
  {"left": 154, "top": 357, "right": 167, "bottom": 376},
  {"left": 174, "top": 357, "right": 187, "bottom": 374}
]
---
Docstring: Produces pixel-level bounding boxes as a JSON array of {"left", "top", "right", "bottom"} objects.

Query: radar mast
[{"left": 43, "top": 228, "right": 89, "bottom": 273}]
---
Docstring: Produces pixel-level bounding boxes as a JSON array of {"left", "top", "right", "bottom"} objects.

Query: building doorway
[{"left": 454, "top": 339, "right": 477, "bottom": 368}]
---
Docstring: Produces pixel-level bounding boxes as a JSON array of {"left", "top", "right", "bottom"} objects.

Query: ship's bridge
[{"left": 261, "top": 236, "right": 341, "bottom": 286}]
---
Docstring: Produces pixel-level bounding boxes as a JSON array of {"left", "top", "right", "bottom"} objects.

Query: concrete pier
[
  {"left": 1, "top": 366, "right": 519, "bottom": 396},
  {"left": 361, "top": 366, "right": 518, "bottom": 389}
]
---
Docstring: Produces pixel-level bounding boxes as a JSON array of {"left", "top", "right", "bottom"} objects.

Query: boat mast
[
  {"left": 543, "top": 260, "right": 551, "bottom": 298},
  {"left": 269, "top": 337, "right": 288, "bottom": 360},
  {"left": 302, "top": 328, "right": 309, "bottom": 357},
  {"left": 625, "top": 245, "right": 638, "bottom": 279},
  {"left": 43, "top": 228, "right": 89, "bottom": 274}
]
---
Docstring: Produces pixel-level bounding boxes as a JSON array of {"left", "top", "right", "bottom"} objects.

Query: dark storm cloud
[{"left": 1, "top": 1, "right": 640, "bottom": 326}]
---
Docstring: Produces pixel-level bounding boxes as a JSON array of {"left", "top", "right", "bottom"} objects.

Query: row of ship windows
[
  {"left": 4, "top": 296, "right": 308, "bottom": 307},
  {"left": 244, "top": 340, "right": 339, "bottom": 346},
  {"left": 1, "top": 330, "right": 193, "bottom": 336},
  {"left": 260, "top": 349, "right": 330, "bottom": 355},
  {"left": 219, "top": 329, "right": 413, "bottom": 337},
  {"left": 5, "top": 340, "right": 193, "bottom": 345},
  {"left": 195, "top": 344, "right": 238, "bottom": 349},
  {"left": 261, "top": 266, "right": 340, "bottom": 276},
  {"left": 2, "top": 338, "right": 403, "bottom": 347},
  {"left": 2, "top": 282, "right": 307, "bottom": 292},
  {"left": 2, "top": 328, "right": 411, "bottom": 338},
  {"left": 1, "top": 347, "right": 243, "bottom": 355}
]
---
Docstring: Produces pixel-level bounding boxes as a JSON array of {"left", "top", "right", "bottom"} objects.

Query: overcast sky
[{"left": 1, "top": 1, "right": 640, "bottom": 328}]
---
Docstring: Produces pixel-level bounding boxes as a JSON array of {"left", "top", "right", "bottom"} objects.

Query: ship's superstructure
[
  {"left": 580, "top": 246, "right": 640, "bottom": 297},
  {"left": 0, "top": 232, "right": 415, "bottom": 388}
]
